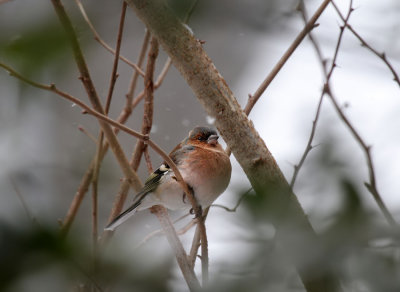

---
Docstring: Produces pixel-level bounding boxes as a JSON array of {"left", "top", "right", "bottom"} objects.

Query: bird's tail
[{"left": 104, "top": 192, "right": 148, "bottom": 231}]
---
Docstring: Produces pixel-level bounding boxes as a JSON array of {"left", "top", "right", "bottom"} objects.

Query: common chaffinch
[{"left": 105, "top": 126, "right": 232, "bottom": 231}]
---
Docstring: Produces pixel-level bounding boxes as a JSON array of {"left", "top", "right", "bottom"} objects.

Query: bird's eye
[{"left": 197, "top": 135, "right": 206, "bottom": 141}]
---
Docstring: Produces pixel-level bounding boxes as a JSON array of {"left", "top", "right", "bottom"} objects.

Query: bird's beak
[{"left": 207, "top": 134, "right": 219, "bottom": 145}]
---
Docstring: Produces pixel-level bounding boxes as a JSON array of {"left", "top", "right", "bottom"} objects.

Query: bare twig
[
  {"left": 188, "top": 224, "right": 201, "bottom": 270},
  {"left": 243, "top": 0, "right": 332, "bottom": 116},
  {"left": 105, "top": 1, "right": 127, "bottom": 113},
  {"left": 130, "top": 36, "right": 158, "bottom": 174},
  {"left": 297, "top": 0, "right": 328, "bottom": 76},
  {"left": 126, "top": 0, "right": 343, "bottom": 289},
  {"left": 290, "top": 0, "right": 350, "bottom": 189},
  {"left": 78, "top": 125, "right": 97, "bottom": 143},
  {"left": 225, "top": 0, "right": 332, "bottom": 157},
  {"left": 297, "top": 0, "right": 397, "bottom": 227},
  {"left": 150, "top": 205, "right": 200, "bottom": 291},
  {"left": 155, "top": 58, "right": 172, "bottom": 88},
  {"left": 74, "top": 0, "right": 145, "bottom": 76},
  {"left": 331, "top": 1, "right": 400, "bottom": 88},
  {"left": 126, "top": 30, "right": 151, "bottom": 108},
  {"left": 135, "top": 213, "right": 192, "bottom": 248},
  {"left": 9, "top": 175, "right": 37, "bottom": 224},
  {"left": 188, "top": 207, "right": 209, "bottom": 271},
  {"left": 92, "top": 3, "right": 128, "bottom": 250},
  {"left": 1, "top": 61, "right": 205, "bottom": 244},
  {"left": 61, "top": 33, "right": 171, "bottom": 235},
  {"left": 289, "top": 0, "right": 330, "bottom": 189},
  {"left": 102, "top": 37, "right": 159, "bottom": 243},
  {"left": 91, "top": 0, "right": 127, "bottom": 257},
  {"left": 328, "top": 1, "right": 397, "bottom": 227},
  {"left": 50, "top": 0, "right": 143, "bottom": 207},
  {"left": 211, "top": 188, "right": 252, "bottom": 212}
]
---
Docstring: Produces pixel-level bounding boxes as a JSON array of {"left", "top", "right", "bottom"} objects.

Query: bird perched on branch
[{"left": 105, "top": 126, "right": 232, "bottom": 231}]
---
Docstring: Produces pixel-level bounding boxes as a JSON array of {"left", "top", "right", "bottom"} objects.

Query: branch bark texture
[{"left": 125, "top": 0, "right": 341, "bottom": 291}]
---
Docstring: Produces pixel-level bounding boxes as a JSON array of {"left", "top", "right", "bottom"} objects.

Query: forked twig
[
  {"left": 74, "top": 0, "right": 145, "bottom": 76},
  {"left": 0, "top": 61, "right": 201, "bottom": 233},
  {"left": 331, "top": 1, "right": 400, "bottom": 88},
  {"left": 211, "top": 188, "right": 252, "bottom": 212},
  {"left": 294, "top": 0, "right": 397, "bottom": 227}
]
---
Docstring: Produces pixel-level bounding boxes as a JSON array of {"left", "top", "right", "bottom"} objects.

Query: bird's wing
[
  {"left": 169, "top": 145, "right": 195, "bottom": 165},
  {"left": 105, "top": 164, "right": 171, "bottom": 231}
]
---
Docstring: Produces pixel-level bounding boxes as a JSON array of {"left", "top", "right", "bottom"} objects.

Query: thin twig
[
  {"left": 243, "top": 0, "right": 332, "bottom": 116},
  {"left": 61, "top": 33, "right": 171, "bottom": 235},
  {"left": 90, "top": 131, "right": 104, "bottom": 284},
  {"left": 297, "top": 0, "right": 328, "bottom": 76},
  {"left": 296, "top": 0, "right": 397, "bottom": 227},
  {"left": 150, "top": 205, "right": 201, "bottom": 291},
  {"left": 155, "top": 58, "right": 172, "bottom": 88},
  {"left": 102, "top": 37, "right": 159, "bottom": 244},
  {"left": 211, "top": 188, "right": 252, "bottom": 212},
  {"left": 74, "top": 0, "right": 145, "bottom": 76},
  {"left": 290, "top": 0, "right": 350, "bottom": 189},
  {"left": 91, "top": 3, "right": 128, "bottom": 254},
  {"left": 135, "top": 213, "right": 192, "bottom": 248},
  {"left": 105, "top": 1, "right": 127, "bottom": 114},
  {"left": 1, "top": 61, "right": 204, "bottom": 237},
  {"left": 78, "top": 125, "right": 97, "bottom": 144},
  {"left": 290, "top": 0, "right": 330, "bottom": 189},
  {"left": 126, "top": 30, "right": 151, "bottom": 107},
  {"left": 224, "top": 0, "right": 332, "bottom": 157},
  {"left": 188, "top": 207, "right": 209, "bottom": 271},
  {"left": 129, "top": 36, "right": 158, "bottom": 174},
  {"left": 327, "top": 1, "right": 397, "bottom": 227},
  {"left": 9, "top": 175, "right": 38, "bottom": 224},
  {"left": 331, "top": 1, "right": 400, "bottom": 88},
  {"left": 51, "top": 0, "right": 143, "bottom": 217}
]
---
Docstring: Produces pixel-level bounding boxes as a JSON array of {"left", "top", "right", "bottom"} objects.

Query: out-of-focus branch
[
  {"left": 125, "top": 0, "right": 342, "bottom": 290},
  {"left": 211, "top": 188, "right": 251, "bottom": 212},
  {"left": 135, "top": 213, "right": 192, "bottom": 248},
  {"left": 75, "top": 0, "right": 145, "bottom": 76},
  {"left": 78, "top": 125, "right": 97, "bottom": 143},
  {"left": 331, "top": 1, "right": 400, "bottom": 88},
  {"left": 150, "top": 205, "right": 200, "bottom": 291},
  {"left": 9, "top": 175, "right": 38, "bottom": 225},
  {"left": 301, "top": 0, "right": 397, "bottom": 227}
]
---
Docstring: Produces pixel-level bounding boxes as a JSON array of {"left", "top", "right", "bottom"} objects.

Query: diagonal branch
[
  {"left": 75, "top": 0, "right": 145, "bottom": 76},
  {"left": 331, "top": 1, "right": 400, "bottom": 88},
  {"left": 50, "top": 0, "right": 143, "bottom": 204},
  {"left": 243, "top": 0, "right": 332, "bottom": 116},
  {"left": 0, "top": 61, "right": 196, "bottom": 236}
]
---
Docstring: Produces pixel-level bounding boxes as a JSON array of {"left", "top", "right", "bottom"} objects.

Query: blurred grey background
[{"left": 1, "top": 0, "right": 400, "bottom": 291}]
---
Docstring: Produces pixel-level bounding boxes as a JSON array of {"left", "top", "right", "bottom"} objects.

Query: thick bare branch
[{"left": 125, "top": 0, "right": 342, "bottom": 290}]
